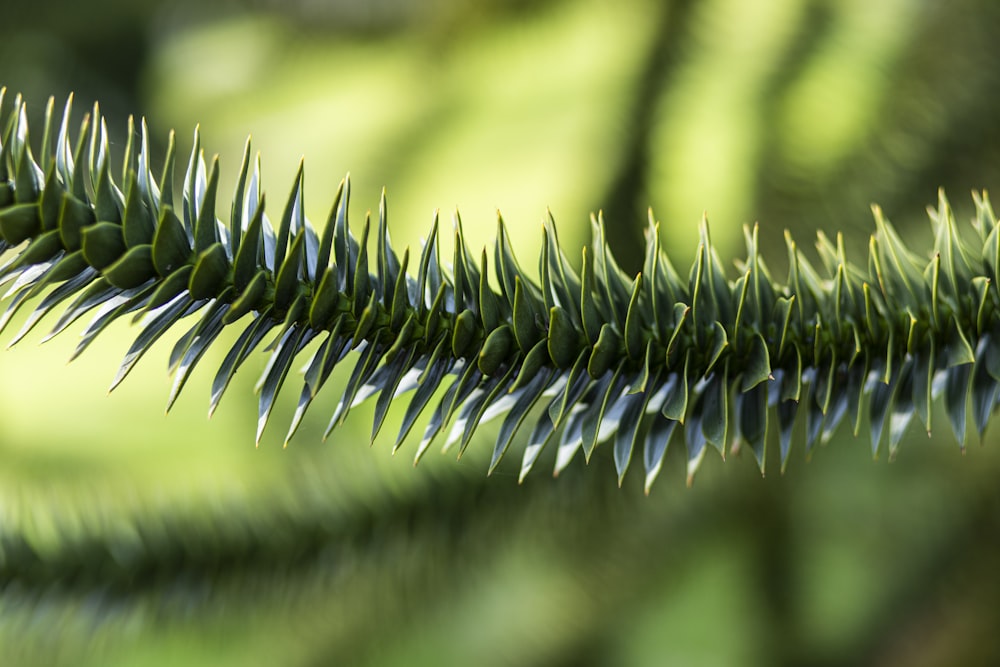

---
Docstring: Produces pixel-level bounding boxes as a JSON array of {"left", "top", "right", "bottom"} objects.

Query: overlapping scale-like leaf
[{"left": 0, "top": 91, "right": 998, "bottom": 491}]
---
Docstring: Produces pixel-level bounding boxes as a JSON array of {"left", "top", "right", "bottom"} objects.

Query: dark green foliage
[{"left": 1, "top": 90, "right": 998, "bottom": 490}]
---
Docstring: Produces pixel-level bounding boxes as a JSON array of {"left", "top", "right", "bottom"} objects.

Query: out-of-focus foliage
[{"left": 3, "top": 0, "right": 1000, "bottom": 666}]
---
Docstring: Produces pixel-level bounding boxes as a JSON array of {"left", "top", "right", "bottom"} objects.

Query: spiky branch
[{"left": 0, "top": 91, "right": 997, "bottom": 491}]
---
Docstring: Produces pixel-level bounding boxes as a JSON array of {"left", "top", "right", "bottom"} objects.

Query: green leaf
[
  {"left": 152, "top": 205, "right": 192, "bottom": 276},
  {"left": 478, "top": 324, "right": 515, "bottom": 376},
  {"left": 548, "top": 350, "right": 592, "bottom": 427},
  {"left": 38, "top": 164, "right": 62, "bottom": 232},
  {"left": 112, "top": 293, "right": 194, "bottom": 392},
  {"left": 157, "top": 129, "right": 177, "bottom": 216},
  {"left": 661, "top": 350, "right": 690, "bottom": 423},
  {"left": 543, "top": 213, "right": 581, "bottom": 324},
  {"left": 741, "top": 332, "right": 772, "bottom": 392},
  {"left": 614, "top": 387, "right": 654, "bottom": 486},
  {"left": 547, "top": 305, "right": 581, "bottom": 368},
  {"left": 587, "top": 323, "right": 622, "bottom": 379},
  {"left": 699, "top": 218, "right": 732, "bottom": 325},
  {"left": 644, "top": 212, "right": 685, "bottom": 336},
  {"left": 773, "top": 295, "right": 795, "bottom": 358},
  {"left": 737, "top": 381, "right": 768, "bottom": 473},
  {"left": 209, "top": 311, "right": 276, "bottom": 417},
  {"left": 512, "top": 339, "right": 551, "bottom": 392},
  {"left": 351, "top": 291, "right": 380, "bottom": 347},
  {"left": 591, "top": 212, "right": 631, "bottom": 328},
  {"left": 232, "top": 194, "right": 265, "bottom": 292},
  {"left": 228, "top": 137, "right": 253, "bottom": 259},
  {"left": 478, "top": 249, "right": 502, "bottom": 332},
  {"left": 946, "top": 314, "right": 975, "bottom": 367},
  {"left": 984, "top": 331, "right": 1000, "bottom": 381},
  {"left": 494, "top": 214, "right": 527, "bottom": 305},
  {"left": 846, "top": 358, "right": 868, "bottom": 437},
  {"left": 3, "top": 228, "right": 62, "bottom": 275},
  {"left": 333, "top": 176, "right": 357, "bottom": 293},
  {"left": 701, "top": 361, "right": 729, "bottom": 454},
  {"left": 780, "top": 346, "right": 802, "bottom": 402},
  {"left": 973, "top": 276, "right": 991, "bottom": 335},
  {"left": 194, "top": 157, "right": 219, "bottom": 251},
  {"left": 519, "top": 408, "right": 558, "bottom": 483},
  {"left": 930, "top": 189, "right": 974, "bottom": 300},
  {"left": 0, "top": 202, "right": 42, "bottom": 246},
  {"left": 777, "top": 397, "right": 797, "bottom": 471},
  {"left": 371, "top": 343, "right": 421, "bottom": 442},
  {"left": 579, "top": 246, "right": 603, "bottom": 344},
  {"left": 188, "top": 242, "right": 230, "bottom": 300},
  {"left": 869, "top": 376, "right": 894, "bottom": 458},
  {"left": 42, "top": 276, "right": 120, "bottom": 339},
  {"left": 623, "top": 273, "right": 645, "bottom": 360},
  {"left": 643, "top": 414, "right": 679, "bottom": 495},
  {"left": 451, "top": 308, "right": 479, "bottom": 358},
  {"left": 394, "top": 339, "right": 453, "bottom": 452},
  {"left": 313, "top": 182, "right": 343, "bottom": 291},
  {"left": 218, "top": 269, "right": 265, "bottom": 324},
  {"left": 803, "top": 379, "right": 825, "bottom": 453},
  {"left": 256, "top": 325, "right": 311, "bottom": 444},
  {"left": 72, "top": 281, "right": 159, "bottom": 361},
  {"left": 455, "top": 363, "right": 518, "bottom": 457},
  {"left": 301, "top": 316, "right": 347, "bottom": 399},
  {"left": 581, "top": 362, "right": 627, "bottom": 461},
  {"left": 375, "top": 189, "right": 400, "bottom": 306},
  {"left": 427, "top": 287, "right": 451, "bottom": 342},
  {"left": 888, "top": 359, "right": 915, "bottom": 459},
  {"left": 274, "top": 231, "right": 306, "bottom": 312},
  {"left": 389, "top": 248, "right": 412, "bottom": 330},
  {"left": 690, "top": 241, "right": 711, "bottom": 334},
  {"left": 80, "top": 221, "right": 126, "bottom": 270},
  {"left": 142, "top": 262, "right": 192, "bottom": 319},
  {"left": 972, "top": 338, "right": 1000, "bottom": 439},
  {"left": 944, "top": 363, "right": 971, "bottom": 448},
  {"left": 122, "top": 169, "right": 156, "bottom": 248},
  {"left": 629, "top": 338, "right": 655, "bottom": 395},
  {"left": 271, "top": 162, "right": 303, "bottom": 277},
  {"left": 814, "top": 352, "right": 836, "bottom": 416},
  {"left": 973, "top": 189, "right": 996, "bottom": 243},
  {"left": 416, "top": 361, "right": 481, "bottom": 464},
  {"left": 664, "top": 302, "right": 689, "bottom": 364},
  {"left": 821, "top": 390, "right": 848, "bottom": 447},
  {"left": 512, "top": 276, "right": 542, "bottom": 353},
  {"left": 912, "top": 342, "right": 934, "bottom": 435},
  {"left": 490, "top": 369, "right": 555, "bottom": 474},
  {"left": 704, "top": 320, "right": 728, "bottom": 377},
  {"left": 166, "top": 295, "right": 232, "bottom": 385},
  {"left": 181, "top": 126, "right": 205, "bottom": 234},
  {"left": 872, "top": 205, "right": 928, "bottom": 310},
  {"left": 684, "top": 410, "right": 708, "bottom": 486},
  {"left": 103, "top": 244, "right": 156, "bottom": 289},
  {"left": 328, "top": 337, "right": 388, "bottom": 434},
  {"left": 416, "top": 214, "right": 442, "bottom": 315}
]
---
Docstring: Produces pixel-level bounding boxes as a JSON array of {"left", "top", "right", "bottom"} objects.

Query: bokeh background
[{"left": 3, "top": 0, "right": 1000, "bottom": 665}]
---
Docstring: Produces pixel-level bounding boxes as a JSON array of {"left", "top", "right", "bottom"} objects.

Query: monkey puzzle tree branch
[{"left": 0, "top": 90, "right": 997, "bottom": 491}]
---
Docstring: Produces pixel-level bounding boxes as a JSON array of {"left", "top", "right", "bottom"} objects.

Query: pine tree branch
[{"left": 0, "top": 90, "right": 996, "bottom": 490}]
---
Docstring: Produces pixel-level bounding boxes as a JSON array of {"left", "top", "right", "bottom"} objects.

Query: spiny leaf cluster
[{"left": 1, "top": 91, "right": 998, "bottom": 491}]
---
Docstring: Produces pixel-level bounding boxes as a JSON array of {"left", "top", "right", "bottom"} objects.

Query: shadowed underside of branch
[{"left": 0, "top": 90, "right": 998, "bottom": 491}]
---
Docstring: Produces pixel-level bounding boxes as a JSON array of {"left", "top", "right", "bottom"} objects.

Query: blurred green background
[{"left": 4, "top": 0, "right": 1000, "bottom": 665}]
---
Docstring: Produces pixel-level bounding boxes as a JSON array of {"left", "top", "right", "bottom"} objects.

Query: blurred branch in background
[{"left": 3, "top": 0, "right": 1000, "bottom": 665}]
